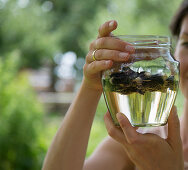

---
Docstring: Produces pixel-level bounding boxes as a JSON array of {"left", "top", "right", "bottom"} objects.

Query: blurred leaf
[
  {"left": 0, "top": 0, "right": 60, "bottom": 69},
  {"left": 0, "top": 54, "right": 45, "bottom": 169}
]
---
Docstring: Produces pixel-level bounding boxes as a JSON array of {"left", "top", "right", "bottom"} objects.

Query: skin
[
  {"left": 175, "top": 14, "right": 188, "bottom": 162},
  {"left": 42, "top": 19, "right": 187, "bottom": 170},
  {"left": 42, "top": 20, "right": 134, "bottom": 170}
]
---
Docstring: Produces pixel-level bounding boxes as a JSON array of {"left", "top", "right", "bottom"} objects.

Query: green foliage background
[{"left": 0, "top": 54, "right": 45, "bottom": 169}]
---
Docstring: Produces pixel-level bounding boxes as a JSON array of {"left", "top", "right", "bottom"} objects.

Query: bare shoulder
[{"left": 83, "top": 136, "right": 135, "bottom": 170}]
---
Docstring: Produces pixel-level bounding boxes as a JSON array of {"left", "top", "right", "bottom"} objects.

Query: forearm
[{"left": 42, "top": 80, "right": 102, "bottom": 170}]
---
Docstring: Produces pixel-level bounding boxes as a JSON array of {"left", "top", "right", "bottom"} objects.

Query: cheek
[
  {"left": 178, "top": 52, "right": 188, "bottom": 74},
  {"left": 175, "top": 46, "right": 188, "bottom": 71},
  {"left": 174, "top": 45, "right": 188, "bottom": 92},
  {"left": 174, "top": 44, "right": 182, "bottom": 61}
]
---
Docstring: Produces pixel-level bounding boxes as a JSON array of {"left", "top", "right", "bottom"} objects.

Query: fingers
[
  {"left": 86, "top": 49, "right": 130, "bottom": 63},
  {"left": 87, "top": 21, "right": 134, "bottom": 65},
  {"left": 84, "top": 60, "right": 113, "bottom": 75},
  {"left": 104, "top": 111, "right": 127, "bottom": 144},
  {"left": 167, "top": 106, "right": 182, "bottom": 149},
  {"left": 104, "top": 111, "right": 140, "bottom": 145},
  {"left": 116, "top": 113, "right": 139, "bottom": 144},
  {"left": 90, "top": 37, "right": 134, "bottom": 52},
  {"left": 98, "top": 20, "right": 118, "bottom": 38},
  {"left": 87, "top": 36, "right": 135, "bottom": 64}
]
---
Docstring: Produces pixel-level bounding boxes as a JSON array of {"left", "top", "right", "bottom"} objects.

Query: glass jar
[{"left": 102, "top": 35, "right": 179, "bottom": 127}]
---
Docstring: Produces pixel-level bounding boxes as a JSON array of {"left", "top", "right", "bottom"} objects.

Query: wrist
[{"left": 82, "top": 77, "right": 103, "bottom": 93}]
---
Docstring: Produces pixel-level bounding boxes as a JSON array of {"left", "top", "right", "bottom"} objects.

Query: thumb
[
  {"left": 167, "top": 106, "right": 182, "bottom": 149},
  {"left": 98, "top": 20, "right": 118, "bottom": 38},
  {"left": 116, "top": 113, "right": 139, "bottom": 144}
]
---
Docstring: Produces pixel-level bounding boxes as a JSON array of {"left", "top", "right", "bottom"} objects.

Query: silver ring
[{"left": 92, "top": 49, "right": 98, "bottom": 61}]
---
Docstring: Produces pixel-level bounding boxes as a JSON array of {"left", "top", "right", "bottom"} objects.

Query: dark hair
[{"left": 170, "top": 0, "right": 188, "bottom": 37}]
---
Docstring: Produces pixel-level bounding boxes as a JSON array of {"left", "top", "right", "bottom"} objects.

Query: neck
[{"left": 180, "top": 99, "right": 188, "bottom": 144}]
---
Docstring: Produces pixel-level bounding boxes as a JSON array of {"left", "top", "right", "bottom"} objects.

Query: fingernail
[
  {"left": 119, "top": 52, "right": 129, "bottom": 59},
  {"left": 125, "top": 45, "right": 134, "bottom": 52},
  {"left": 105, "top": 60, "right": 111, "bottom": 65},
  {"left": 116, "top": 113, "right": 124, "bottom": 121},
  {"left": 109, "top": 21, "right": 114, "bottom": 28}
]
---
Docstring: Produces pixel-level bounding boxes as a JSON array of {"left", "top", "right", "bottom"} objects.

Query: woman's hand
[
  {"left": 104, "top": 106, "right": 184, "bottom": 170},
  {"left": 83, "top": 20, "right": 135, "bottom": 90}
]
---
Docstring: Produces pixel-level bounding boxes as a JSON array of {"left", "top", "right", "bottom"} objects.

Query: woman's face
[{"left": 175, "top": 14, "right": 188, "bottom": 99}]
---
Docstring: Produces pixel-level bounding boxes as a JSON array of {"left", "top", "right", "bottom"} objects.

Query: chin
[{"left": 179, "top": 79, "right": 188, "bottom": 94}]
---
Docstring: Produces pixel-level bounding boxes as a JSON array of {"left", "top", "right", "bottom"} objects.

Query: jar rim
[
  {"left": 114, "top": 35, "right": 170, "bottom": 39},
  {"left": 114, "top": 35, "right": 171, "bottom": 46}
]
